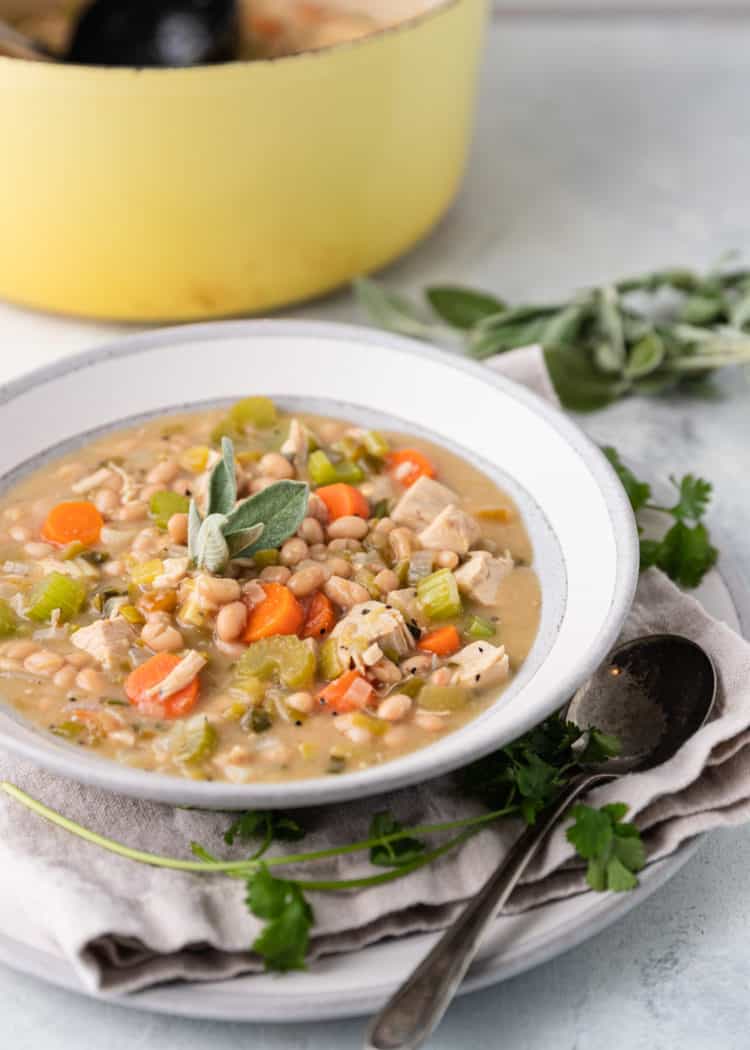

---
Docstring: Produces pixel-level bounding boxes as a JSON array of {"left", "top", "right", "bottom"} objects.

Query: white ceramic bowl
[{"left": 0, "top": 322, "right": 638, "bottom": 808}]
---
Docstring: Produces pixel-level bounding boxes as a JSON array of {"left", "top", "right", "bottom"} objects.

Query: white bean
[
  {"left": 298, "top": 517, "right": 324, "bottom": 544},
  {"left": 75, "top": 668, "right": 111, "bottom": 695},
  {"left": 436, "top": 550, "right": 459, "bottom": 570},
  {"left": 288, "top": 563, "right": 328, "bottom": 598},
  {"left": 258, "top": 452, "right": 295, "bottom": 480},
  {"left": 327, "top": 515, "right": 369, "bottom": 541},
  {"left": 216, "top": 601, "right": 248, "bottom": 643},
  {"left": 197, "top": 575, "right": 241, "bottom": 608},
  {"left": 24, "top": 651, "right": 65, "bottom": 676},
  {"left": 286, "top": 691, "right": 314, "bottom": 715},
  {"left": 146, "top": 459, "right": 180, "bottom": 485},
  {"left": 167, "top": 512, "right": 189, "bottom": 545},
  {"left": 259, "top": 565, "right": 291, "bottom": 584},
  {"left": 377, "top": 693, "right": 412, "bottom": 722},
  {"left": 141, "top": 619, "right": 183, "bottom": 652},
  {"left": 9, "top": 525, "right": 30, "bottom": 543},
  {"left": 324, "top": 576, "right": 370, "bottom": 609},
  {"left": 280, "top": 537, "right": 309, "bottom": 567}
]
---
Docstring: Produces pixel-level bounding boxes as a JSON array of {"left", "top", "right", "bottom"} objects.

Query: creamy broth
[{"left": 0, "top": 403, "right": 540, "bottom": 783}]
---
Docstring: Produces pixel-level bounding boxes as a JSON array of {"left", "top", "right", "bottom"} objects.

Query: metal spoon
[
  {"left": 1, "top": 0, "right": 236, "bottom": 67},
  {"left": 364, "top": 634, "right": 717, "bottom": 1050}
]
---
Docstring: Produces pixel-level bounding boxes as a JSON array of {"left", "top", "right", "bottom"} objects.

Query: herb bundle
[
  {"left": 1, "top": 713, "right": 645, "bottom": 974},
  {"left": 355, "top": 261, "right": 750, "bottom": 411}
]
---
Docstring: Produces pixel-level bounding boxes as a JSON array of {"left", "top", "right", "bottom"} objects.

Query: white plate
[
  {"left": 0, "top": 321, "right": 638, "bottom": 810},
  {"left": 0, "top": 560, "right": 743, "bottom": 1023}
]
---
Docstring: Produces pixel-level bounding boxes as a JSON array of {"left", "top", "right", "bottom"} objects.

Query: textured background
[{"left": 1, "top": 6, "right": 750, "bottom": 1049}]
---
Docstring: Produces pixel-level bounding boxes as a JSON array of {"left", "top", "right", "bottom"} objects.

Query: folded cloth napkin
[{"left": 1, "top": 346, "right": 750, "bottom": 995}]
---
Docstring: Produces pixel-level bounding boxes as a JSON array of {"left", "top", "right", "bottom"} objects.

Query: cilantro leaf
[
  {"left": 646, "top": 521, "right": 718, "bottom": 588},
  {"left": 566, "top": 803, "right": 645, "bottom": 892},
  {"left": 368, "top": 811, "right": 426, "bottom": 868},
  {"left": 225, "top": 810, "right": 305, "bottom": 849},
  {"left": 246, "top": 865, "right": 313, "bottom": 973},
  {"left": 669, "top": 474, "right": 712, "bottom": 521},
  {"left": 602, "top": 446, "right": 652, "bottom": 511}
]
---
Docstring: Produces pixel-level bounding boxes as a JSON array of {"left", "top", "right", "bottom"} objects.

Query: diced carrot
[
  {"left": 243, "top": 582, "right": 304, "bottom": 643},
  {"left": 387, "top": 449, "right": 437, "bottom": 488},
  {"left": 124, "top": 652, "right": 200, "bottom": 719},
  {"left": 301, "top": 591, "right": 337, "bottom": 640},
  {"left": 318, "top": 669, "right": 374, "bottom": 713},
  {"left": 418, "top": 625, "right": 461, "bottom": 657},
  {"left": 41, "top": 500, "right": 103, "bottom": 547},
  {"left": 315, "top": 483, "right": 370, "bottom": 521}
]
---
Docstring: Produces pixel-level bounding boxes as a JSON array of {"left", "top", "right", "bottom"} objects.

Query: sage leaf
[
  {"left": 426, "top": 286, "right": 505, "bottom": 329},
  {"left": 196, "top": 513, "right": 230, "bottom": 573},
  {"left": 594, "top": 341, "right": 626, "bottom": 375},
  {"left": 678, "top": 294, "right": 726, "bottom": 326},
  {"left": 208, "top": 437, "right": 237, "bottom": 517},
  {"left": 540, "top": 298, "right": 592, "bottom": 348},
  {"left": 544, "top": 346, "right": 628, "bottom": 412},
  {"left": 624, "top": 332, "right": 665, "bottom": 379},
  {"left": 354, "top": 278, "right": 438, "bottom": 340},
  {"left": 730, "top": 290, "right": 750, "bottom": 329},
  {"left": 187, "top": 499, "right": 203, "bottom": 562},
  {"left": 595, "top": 286, "right": 626, "bottom": 370},
  {"left": 227, "top": 523, "right": 265, "bottom": 559},
  {"left": 224, "top": 480, "right": 309, "bottom": 558}
]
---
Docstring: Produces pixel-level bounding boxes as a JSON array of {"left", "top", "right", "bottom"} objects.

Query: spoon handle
[{"left": 364, "top": 770, "right": 613, "bottom": 1050}]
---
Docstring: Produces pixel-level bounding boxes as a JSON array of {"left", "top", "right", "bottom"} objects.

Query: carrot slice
[
  {"left": 418, "top": 625, "right": 461, "bottom": 657},
  {"left": 315, "top": 483, "right": 370, "bottom": 521},
  {"left": 125, "top": 652, "right": 200, "bottom": 719},
  {"left": 387, "top": 449, "right": 437, "bottom": 488},
  {"left": 318, "top": 669, "right": 374, "bottom": 713},
  {"left": 301, "top": 591, "right": 337, "bottom": 640},
  {"left": 243, "top": 582, "right": 305, "bottom": 643},
  {"left": 41, "top": 501, "right": 103, "bottom": 547}
]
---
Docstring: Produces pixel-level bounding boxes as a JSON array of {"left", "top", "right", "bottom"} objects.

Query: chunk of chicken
[
  {"left": 450, "top": 641, "right": 510, "bottom": 689},
  {"left": 330, "top": 601, "right": 415, "bottom": 673},
  {"left": 71, "top": 618, "right": 134, "bottom": 670},
  {"left": 454, "top": 550, "right": 514, "bottom": 606},
  {"left": 418, "top": 506, "right": 481, "bottom": 555},
  {"left": 145, "top": 650, "right": 207, "bottom": 700},
  {"left": 280, "top": 418, "right": 310, "bottom": 463},
  {"left": 391, "top": 476, "right": 457, "bottom": 531},
  {"left": 386, "top": 588, "right": 428, "bottom": 630}
]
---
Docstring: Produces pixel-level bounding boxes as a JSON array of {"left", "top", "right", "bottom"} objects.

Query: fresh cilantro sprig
[
  {"left": 224, "top": 810, "right": 305, "bottom": 856},
  {"left": 603, "top": 447, "right": 718, "bottom": 587},
  {"left": 566, "top": 803, "right": 646, "bottom": 892},
  {"left": 246, "top": 865, "right": 314, "bottom": 972}
]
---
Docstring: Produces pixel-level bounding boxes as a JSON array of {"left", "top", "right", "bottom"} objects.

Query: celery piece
[
  {"left": 253, "top": 548, "right": 279, "bottom": 569},
  {"left": 354, "top": 567, "right": 379, "bottom": 598},
  {"left": 350, "top": 711, "right": 388, "bottom": 736},
  {"left": 180, "top": 445, "right": 210, "bottom": 474},
  {"left": 232, "top": 674, "right": 264, "bottom": 703},
  {"left": 236, "top": 636, "right": 316, "bottom": 691},
  {"left": 210, "top": 418, "right": 241, "bottom": 445},
  {"left": 307, "top": 450, "right": 364, "bottom": 487},
  {"left": 229, "top": 396, "right": 278, "bottom": 430},
  {"left": 417, "top": 685, "right": 471, "bottom": 711},
  {"left": 0, "top": 598, "right": 17, "bottom": 638},
  {"left": 319, "top": 637, "right": 343, "bottom": 681},
  {"left": 51, "top": 720, "right": 86, "bottom": 740},
  {"left": 149, "top": 490, "right": 190, "bottom": 530},
  {"left": 398, "top": 676, "right": 425, "bottom": 700},
  {"left": 307, "top": 450, "right": 339, "bottom": 486},
  {"left": 362, "top": 431, "right": 390, "bottom": 459},
  {"left": 416, "top": 569, "right": 462, "bottom": 621},
  {"left": 407, "top": 550, "right": 435, "bottom": 586},
  {"left": 130, "top": 559, "right": 164, "bottom": 588},
  {"left": 333, "top": 436, "right": 363, "bottom": 461},
  {"left": 464, "top": 614, "right": 496, "bottom": 641},
  {"left": 119, "top": 604, "right": 145, "bottom": 625},
  {"left": 27, "top": 573, "right": 86, "bottom": 623},
  {"left": 61, "top": 541, "right": 87, "bottom": 561},
  {"left": 171, "top": 716, "right": 217, "bottom": 764}
]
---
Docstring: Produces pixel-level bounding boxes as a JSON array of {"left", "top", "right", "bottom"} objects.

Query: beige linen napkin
[{"left": 1, "top": 347, "right": 749, "bottom": 994}]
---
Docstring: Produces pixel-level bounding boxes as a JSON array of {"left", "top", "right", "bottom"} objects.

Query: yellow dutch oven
[{"left": 0, "top": 0, "right": 488, "bottom": 321}]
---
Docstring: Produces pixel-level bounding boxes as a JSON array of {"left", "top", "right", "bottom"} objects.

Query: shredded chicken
[
  {"left": 449, "top": 641, "right": 509, "bottom": 689},
  {"left": 391, "top": 476, "right": 457, "bottom": 531},
  {"left": 71, "top": 618, "right": 135, "bottom": 670},
  {"left": 71, "top": 467, "right": 112, "bottom": 495},
  {"left": 330, "top": 601, "right": 414, "bottom": 673},
  {"left": 280, "top": 418, "right": 310, "bottom": 463},
  {"left": 418, "top": 505, "right": 481, "bottom": 555},
  {"left": 144, "top": 650, "right": 207, "bottom": 700},
  {"left": 153, "top": 557, "right": 190, "bottom": 590},
  {"left": 454, "top": 550, "right": 514, "bottom": 605}
]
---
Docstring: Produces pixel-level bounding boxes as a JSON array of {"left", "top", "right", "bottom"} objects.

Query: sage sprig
[
  {"left": 354, "top": 261, "right": 750, "bottom": 411},
  {"left": 188, "top": 438, "right": 308, "bottom": 574}
]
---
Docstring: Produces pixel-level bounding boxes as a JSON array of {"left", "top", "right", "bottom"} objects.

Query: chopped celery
[
  {"left": 149, "top": 491, "right": 190, "bottom": 529},
  {"left": 61, "top": 541, "right": 87, "bottom": 561},
  {"left": 51, "top": 720, "right": 86, "bottom": 740},
  {"left": 333, "top": 436, "right": 362, "bottom": 461},
  {"left": 362, "top": 431, "right": 390, "bottom": 458},
  {"left": 319, "top": 637, "right": 343, "bottom": 681},
  {"left": 416, "top": 569, "right": 462, "bottom": 621},
  {"left": 298, "top": 741, "right": 318, "bottom": 761},
  {"left": 232, "top": 674, "right": 264, "bottom": 703},
  {"left": 475, "top": 507, "right": 513, "bottom": 523},
  {"left": 229, "top": 396, "right": 278, "bottom": 430},
  {"left": 180, "top": 445, "right": 211, "bottom": 473},
  {"left": 236, "top": 636, "right": 315, "bottom": 690},
  {"left": 464, "top": 614, "right": 496, "bottom": 641},
  {"left": 417, "top": 685, "right": 471, "bottom": 711},
  {"left": 130, "top": 559, "right": 164, "bottom": 587},
  {"left": 177, "top": 581, "right": 205, "bottom": 627},
  {"left": 253, "top": 548, "right": 279, "bottom": 569},
  {"left": 119, "top": 604, "right": 145, "bottom": 625},
  {"left": 27, "top": 573, "right": 86, "bottom": 623},
  {"left": 371, "top": 499, "right": 391, "bottom": 519},
  {"left": 224, "top": 700, "right": 251, "bottom": 721},
  {"left": 307, "top": 450, "right": 364, "bottom": 487},
  {"left": 398, "top": 676, "right": 425, "bottom": 700},
  {"left": 171, "top": 716, "right": 217, "bottom": 764},
  {"left": 210, "top": 418, "right": 240, "bottom": 445},
  {"left": 394, "top": 559, "right": 410, "bottom": 587},
  {"left": 0, "top": 598, "right": 17, "bottom": 637},
  {"left": 236, "top": 450, "right": 262, "bottom": 466},
  {"left": 350, "top": 711, "right": 388, "bottom": 736},
  {"left": 354, "top": 567, "right": 379, "bottom": 598},
  {"left": 407, "top": 550, "right": 435, "bottom": 586}
]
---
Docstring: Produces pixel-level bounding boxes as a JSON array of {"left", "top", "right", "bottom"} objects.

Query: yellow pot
[{"left": 0, "top": 0, "right": 487, "bottom": 321}]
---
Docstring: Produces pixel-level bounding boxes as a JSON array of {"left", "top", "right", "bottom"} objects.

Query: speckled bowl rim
[{"left": 0, "top": 320, "right": 639, "bottom": 807}]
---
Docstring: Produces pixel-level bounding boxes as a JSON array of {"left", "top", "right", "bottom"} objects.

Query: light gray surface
[{"left": 2, "top": 10, "right": 750, "bottom": 1050}]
